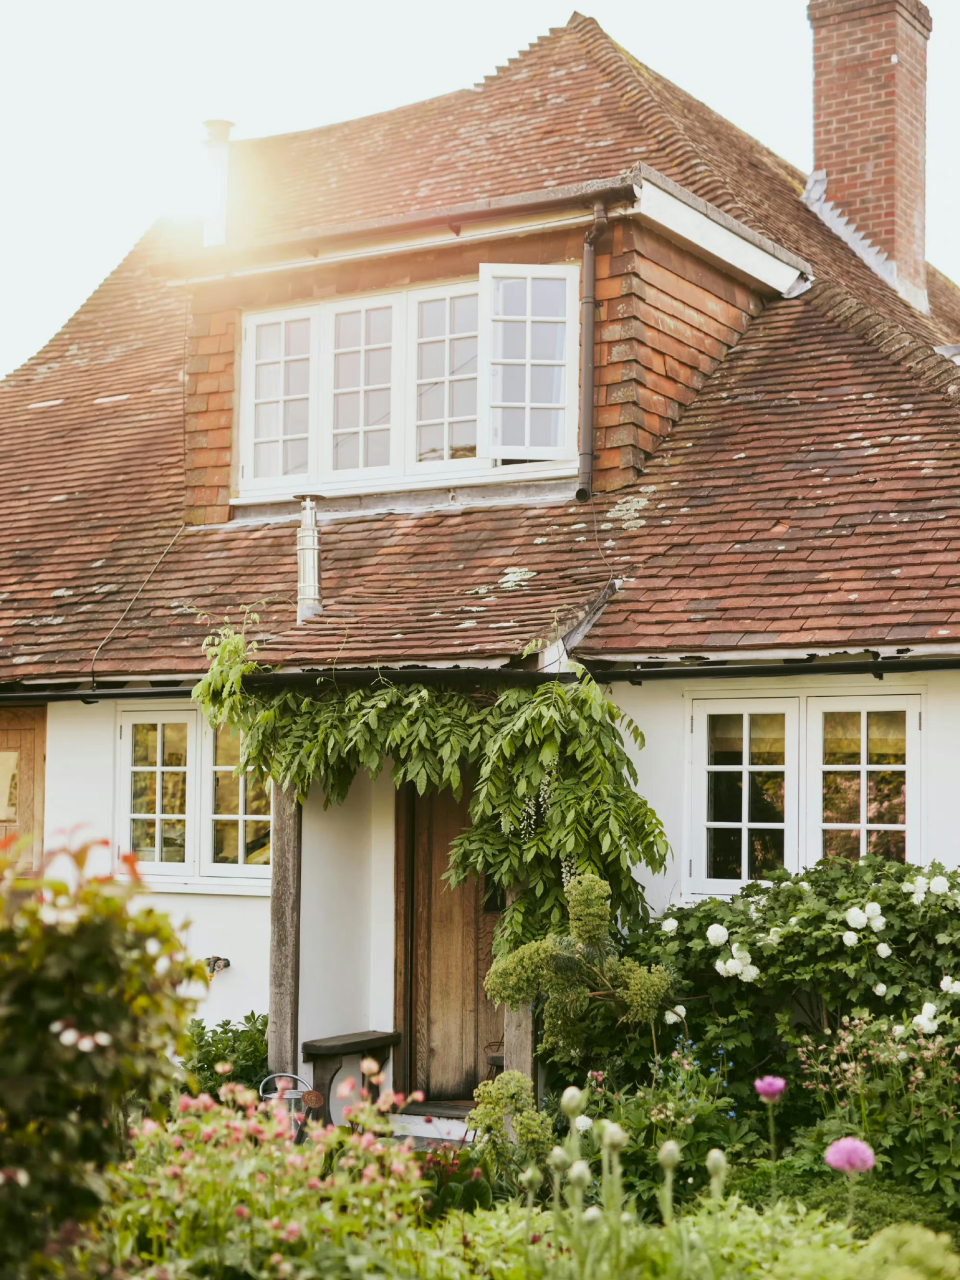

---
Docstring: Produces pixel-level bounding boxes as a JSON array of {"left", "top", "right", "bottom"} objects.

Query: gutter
[
  {"left": 596, "top": 655, "right": 960, "bottom": 683},
  {"left": 577, "top": 202, "right": 608, "bottom": 503},
  {"left": 242, "top": 667, "right": 577, "bottom": 692}
]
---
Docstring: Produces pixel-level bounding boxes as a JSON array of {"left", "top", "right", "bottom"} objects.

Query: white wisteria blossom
[
  {"left": 930, "top": 876, "right": 950, "bottom": 896},
  {"left": 869, "top": 915, "right": 886, "bottom": 933},
  {"left": 842, "top": 931, "right": 859, "bottom": 947},
  {"left": 865, "top": 902, "right": 882, "bottom": 919},
  {"left": 660, "top": 917, "right": 679, "bottom": 934},
  {"left": 707, "top": 924, "right": 729, "bottom": 946},
  {"left": 845, "top": 907, "right": 868, "bottom": 929},
  {"left": 873, "top": 983, "right": 887, "bottom": 996},
  {"left": 877, "top": 942, "right": 892, "bottom": 958}
]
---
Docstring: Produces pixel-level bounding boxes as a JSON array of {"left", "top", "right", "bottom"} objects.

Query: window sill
[{"left": 134, "top": 876, "right": 271, "bottom": 898}]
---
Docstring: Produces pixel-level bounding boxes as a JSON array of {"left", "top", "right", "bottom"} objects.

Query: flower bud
[
  {"left": 566, "top": 1159, "right": 592, "bottom": 1189},
  {"left": 519, "top": 1165, "right": 542, "bottom": 1190},
  {"left": 560, "top": 1085, "right": 585, "bottom": 1117},
  {"left": 548, "top": 1146, "right": 570, "bottom": 1172},
  {"left": 705, "top": 1148, "right": 727, "bottom": 1177},
  {"left": 601, "top": 1121, "right": 628, "bottom": 1151},
  {"left": 583, "top": 1205, "right": 602, "bottom": 1223},
  {"left": 658, "top": 1140, "right": 681, "bottom": 1171}
]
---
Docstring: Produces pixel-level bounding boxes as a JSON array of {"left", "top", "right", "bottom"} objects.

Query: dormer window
[{"left": 237, "top": 264, "right": 579, "bottom": 499}]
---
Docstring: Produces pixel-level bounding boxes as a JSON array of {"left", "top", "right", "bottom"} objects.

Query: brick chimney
[{"left": 807, "top": 0, "right": 932, "bottom": 313}]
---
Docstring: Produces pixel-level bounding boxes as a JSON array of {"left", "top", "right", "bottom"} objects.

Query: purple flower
[
  {"left": 754, "top": 1076, "right": 786, "bottom": 1102},
  {"left": 824, "top": 1137, "right": 875, "bottom": 1174}
]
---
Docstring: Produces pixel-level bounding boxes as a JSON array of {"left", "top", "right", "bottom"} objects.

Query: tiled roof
[{"left": 226, "top": 12, "right": 960, "bottom": 346}]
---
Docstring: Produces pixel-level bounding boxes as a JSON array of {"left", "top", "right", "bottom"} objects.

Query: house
[{"left": 2, "top": 2, "right": 959, "bottom": 1131}]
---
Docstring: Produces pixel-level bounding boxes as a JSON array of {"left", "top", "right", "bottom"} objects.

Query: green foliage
[
  {"left": 0, "top": 840, "right": 204, "bottom": 1275},
  {"left": 193, "top": 625, "right": 668, "bottom": 949},
  {"left": 419, "top": 1144, "right": 495, "bottom": 1219},
  {"left": 181, "top": 1011, "right": 269, "bottom": 1095},
  {"left": 485, "top": 874, "right": 672, "bottom": 1058},
  {"left": 467, "top": 1070, "right": 555, "bottom": 1190}
]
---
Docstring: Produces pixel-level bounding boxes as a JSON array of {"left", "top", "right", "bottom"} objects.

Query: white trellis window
[
  {"left": 119, "top": 712, "right": 197, "bottom": 872},
  {"left": 411, "top": 285, "right": 479, "bottom": 465},
  {"left": 326, "top": 299, "right": 397, "bottom": 472},
  {"left": 247, "top": 312, "right": 312, "bottom": 479},
  {"left": 207, "top": 724, "right": 272, "bottom": 874}
]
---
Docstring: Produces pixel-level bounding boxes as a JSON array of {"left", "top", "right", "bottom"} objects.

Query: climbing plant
[{"left": 193, "top": 623, "right": 668, "bottom": 952}]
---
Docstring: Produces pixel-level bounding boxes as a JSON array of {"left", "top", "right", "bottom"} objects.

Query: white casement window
[
  {"left": 238, "top": 264, "right": 580, "bottom": 498},
  {"left": 806, "top": 696, "right": 919, "bottom": 865},
  {"left": 118, "top": 709, "right": 271, "bottom": 888},
  {"left": 688, "top": 694, "right": 920, "bottom": 894}
]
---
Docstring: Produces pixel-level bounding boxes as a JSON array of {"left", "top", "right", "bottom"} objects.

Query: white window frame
[
  {"left": 198, "top": 723, "right": 272, "bottom": 882},
  {"left": 805, "top": 695, "right": 920, "bottom": 866},
  {"left": 118, "top": 709, "right": 200, "bottom": 880},
  {"left": 689, "top": 697, "right": 800, "bottom": 897},
  {"left": 237, "top": 267, "right": 581, "bottom": 502}
]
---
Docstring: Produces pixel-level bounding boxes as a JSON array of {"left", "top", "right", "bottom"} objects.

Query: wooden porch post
[
  {"left": 503, "top": 885, "right": 535, "bottom": 1082},
  {"left": 268, "top": 784, "right": 302, "bottom": 1077}
]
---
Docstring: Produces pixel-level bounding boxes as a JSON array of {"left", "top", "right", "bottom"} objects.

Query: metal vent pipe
[{"left": 296, "top": 497, "right": 322, "bottom": 623}]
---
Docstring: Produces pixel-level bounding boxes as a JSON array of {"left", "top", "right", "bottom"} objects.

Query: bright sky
[{"left": 2, "top": 1, "right": 957, "bottom": 379}]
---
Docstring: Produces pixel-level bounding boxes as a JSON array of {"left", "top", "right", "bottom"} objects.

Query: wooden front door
[
  {"left": 0, "top": 706, "right": 45, "bottom": 862},
  {"left": 399, "top": 785, "right": 503, "bottom": 1103}
]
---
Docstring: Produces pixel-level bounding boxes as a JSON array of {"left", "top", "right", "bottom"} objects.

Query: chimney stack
[
  {"left": 807, "top": 0, "right": 932, "bottom": 313},
  {"left": 202, "top": 119, "right": 234, "bottom": 249}
]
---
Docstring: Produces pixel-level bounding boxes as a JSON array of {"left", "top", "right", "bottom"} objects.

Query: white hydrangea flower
[
  {"left": 842, "top": 931, "right": 859, "bottom": 947},
  {"left": 661, "top": 917, "right": 679, "bottom": 934},
  {"left": 893, "top": 1024, "right": 905, "bottom": 1038},
  {"left": 707, "top": 924, "right": 729, "bottom": 946},
  {"left": 672, "top": 1005, "right": 686, "bottom": 1018},
  {"left": 788, "top": 916, "right": 799, "bottom": 926},
  {"left": 869, "top": 915, "right": 886, "bottom": 933},
  {"left": 725, "top": 957, "right": 744, "bottom": 976},
  {"left": 922, "top": 1002, "right": 938, "bottom": 1019},
  {"left": 931, "top": 876, "right": 950, "bottom": 896},
  {"left": 846, "top": 907, "right": 868, "bottom": 929},
  {"left": 949, "top": 981, "right": 960, "bottom": 996},
  {"left": 914, "top": 1014, "right": 939, "bottom": 1035},
  {"left": 865, "top": 902, "right": 882, "bottom": 919},
  {"left": 877, "top": 942, "right": 892, "bottom": 958},
  {"left": 798, "top": 881, "right": 811, "bottom": 892},
  {"left": 911, "top": 892, "right": 925, "bottom": 906},
  {"left": 902, "top": 879, "right": 917, "bottom": 895},
  {"left": 664, "top": 1011, "right": 680, "bottom": 1025},
  {"left": 740, "top": 964, "right": 760, "bottom": 983},
  {"left": 714, "top": 958, "right": 728, "bottom": 977},
  {"left": 767, "top": 928, "right": 782, "bottom": 945},
  {"left": 940, "top": 975, "right": 954, "bottom": 993},
  {"left": 575, "top": 1115, "right": 593, "bottom": 1132},
  {"left": 915, "top": 877, "right": 929, "bottom": 894},
  {"left": 731, "top": 942, "right": 752, "bottom": 963},
  {"left": 874, "top": 983, "right": 887, "bottom": 996}
]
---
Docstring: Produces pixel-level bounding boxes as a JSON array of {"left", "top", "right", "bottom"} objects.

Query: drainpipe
[
  {"left": 297, "top": 497, "right": 322, "bottom": 623},
  {"left": 576, "top": 201, "right": 608, "bottom": 504},
  {"left": 202, "top": 119, "right": 234, "bottom": 249}
]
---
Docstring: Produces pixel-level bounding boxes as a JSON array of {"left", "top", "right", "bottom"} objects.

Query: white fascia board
[
  {"left": 634, "top": 180, "right": 807, "bottom": 296},
  {"left": 589, "top": 643, "right": 960, "bottom": 665}
]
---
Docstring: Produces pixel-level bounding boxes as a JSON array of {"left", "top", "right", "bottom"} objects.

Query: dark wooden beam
[{"left": 268, "top": 784, "right": 302, "bottom": 1076}]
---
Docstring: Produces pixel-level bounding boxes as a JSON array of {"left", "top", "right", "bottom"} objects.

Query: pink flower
[
  {"left": 177, "top": 1095, "right": 192, "bottom": 1114},
  {"left": 197, "top": 1093, "right": 216, "bottom": 1112},
  {"left": 141, "top": 1119, "right": 159, "bottom": 1135},
  {"left": 170, "top": 1135, "right": 184, "bottom": 1149},
  {"left": 824, "top": 1137, "right": 875, "bottom": 1174},
  {"left": 754, "top": 1076, "right": 787, "bottom": 1102},
  {"left": 409, "top": 1089, "right": 425, "bottom": 1103},
  {"left": 308, "top": 1177, "right": 321, "bottom": 1189},
  {"left": 235, "top": 1205, "right": 250, "bottom": 1219},
  {"left": 336, "top": 1077, "right": 357, "bottom": 1100},
  {"left": 283, "top": 1221, "right": 302, "bottom": 1241}
]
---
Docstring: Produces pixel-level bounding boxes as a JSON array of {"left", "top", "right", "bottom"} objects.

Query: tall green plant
[{"left": 193, "top": 625, "right": 668, "bottom": 949}]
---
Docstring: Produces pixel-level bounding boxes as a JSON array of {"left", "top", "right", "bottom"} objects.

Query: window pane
[
  {"left": 160, "top": 820, "right": 186, "bottom": 863},
  {"left": 418, "top": 341, "right": 444, "bottom": 380},
  {"left": 131, "top": 771, "right": 156, "bottom": 814},
  {"left": 494, "top": 321, "right": 526, "bottom": 360},
  {"left": 450, "top": 378, "right": 477, "bottom": 419},
  {"left": 254, "top": 441, "right": 280, "bottom": 478},
  {"left": 284, "top": 318, "right": 309, "bottom": 357},
  {"left": 335, "top": 351, "right": 360, "bottom": 389},
  {"left": 255, "top": 363, "right": 280, "bottom": 400},
  {"left": 498, "top": 408, "right": 525, "bottom": 446},
  {"left": 364, "top": 388, "right": 391, "bottom": 427},
  {"left": 213, "top": 821, "right": 239, "bottom": 864},
  {"left": 823, "top": 772, "right": 860, "bottom": 823},
  {"left": 750, "top": 714, "right": 785, "bottom": 765},
  {"left": 868, "top": 771, "right": 905, "bottom": 825},
  {"left": 365, "top": 430, "right": 390, "bottom": 468},
  {"left": 283, "top": 399, "right": 308, "bottom": 435},
  {"left": 365, "top": 346, "right": 391, "bottom": 385},
  {"left": 492, "top": 364, "right": 526, "bottom": 404},
  {"left": 531, "top": 278, "right": 566, "bottom": 317},
  {"left": 531, "top": 365, "right": 563, "bottom": 404},
  {"left": 824, "top": 711, "right": 860, "bottom": 765},
  {"left": 749, "top": 772, "right": 784, "bottom": 823},
  {"left": 707, "top": 828, "right": 741, "bottom": 879},
  {"left": 255, "top": 402, "right": 279, "bottom": 440},
  {"left": 334, "top": 391, "right": 359, "bottom": 430},
  {"left": 246, "top": 773, "right": 270, "bottom": 817},
  {"left": 450, "top": 336, "right": 477, "bottom": 376},
  {"left": 418, "top": 423, "right": 444, "bottom": 462},
  {"left": 419, "top": 299, "right": 446, "bottom": 339},
  {"left": 708, "top": 714, "right": 742, "bottom": 765},
  {"left": 450, "top": 294, "right": 478, "bottom": 334},
  {"left": 333, "top": 432, "right": 359, "bottom": 470},
  {"left": 131, "top": 818, "right": 156, "bottom": 860},
  {"left": 417, "top": 382, "right": 444, "bottom": 422},
  {"left": 245, "top": 820, "right": 272, "bottom": 866},
  {"left": 256, "top": 323, "right": 280, "bottom": 360},
  {"left": 284, "top": 360, "right": 309, "bottom": 396},
  {"left": 215, "top": 725, "right": 241, "bottom": 767},
  {"left": 531, "top": 321, "right": 565, "bottom": 360},
  {"left": 163, "top": 724, "right": 187, "bottom": 768},
  {"left": 283, "top": 439, "right": 308, "bottom": 475},
  {"left": 133, "top": 723, "right": 157, "bottom": 767},
  {"left": 867, "top": 829, "right": 906, "bottom": 862},
  {"left": 823, "top": 829, "right": 860, "bottom": 861},
  {"left": 494, "top": 278, "right": 526, "bottom": 317},
  {"left": 335, "top": 311, "right": 361, "bottom": 349},
  {"left": 161, "top": 772, "right": 186, "bottom": 816},
  {"left": 530, "top": 408, "right": 561, "bottom": 447},
  {"left": 0, "top": 750, "right": 17, "bottom": 821},
  {"left": 450, "top": 420, "right": 476, "bottom": 459},
  {"left": 708, "top": 772, "right": 741, "bottom": 822},
  {"left": 749, "top": 829, "right": 784, "bottom": 879},
  {"left": 868, "top": 711, "right": 906, "bottom": 765},
  {"left": 215, "top": 773, "right": 240, "bottom": 815},
  {"left": 365, "top": 307, "right": 392, "bottom": 345}
]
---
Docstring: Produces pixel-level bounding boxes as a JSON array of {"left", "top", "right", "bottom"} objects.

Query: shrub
[
  {"left": 0, "top": 839, "right": 204, "bottom": 1275},
  {"left": 182, "top": 1011, "right": 269, "bottom": 1095},
  {"left": 466, "top": 1070, "right": 555, "bottom": 1193}
]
